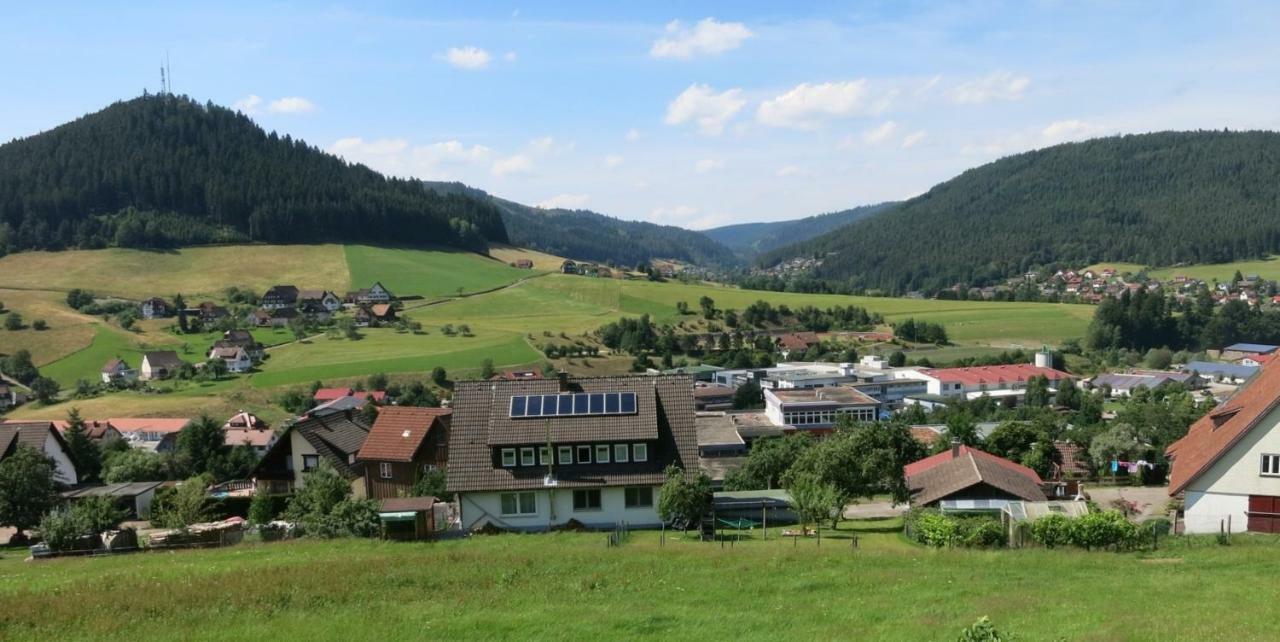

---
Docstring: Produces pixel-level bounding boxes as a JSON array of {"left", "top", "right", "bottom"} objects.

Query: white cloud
[
  {"left": 695, "top": 158, "right": 724, "bottom": 173},
  {"left": 915, "top": 75, "right": 942, "bottom": 97},
  {"left": 901, "top": 130, "right": 927, "bottom": 149},
  {"left": 650, "top": 18, "right": 753, "bottom": 59},
  {"left": 949, "top": 71, "right": 1030, "bottom": 104},
  {"left": 417, "top": 140, "right": 492, "bottom": 164},
  {"left": 537, "top": 193, "right": 590, "bottom": 210},
  {"left": 233, "top": 94, "right": 262, "bottom": 114},
  {"left": 775, "top": 165, "right": 806, "bottom": 177},
  {"left": 1041, "top": 119, "right": 1103, "bottom": 144},
  {"left": 863, "top": 120, "right": 899, "bottom": 144},
  {"left": 330, "top": 137, "right": 409, "bottom": 157},
  {"left": 603, "top": 154, "right": 624, "bottom": 169},
  {"left": 529, "top": 136, "right": 574, "bottom": 155},
  {"left": 665, "top": 83, "right": 746, "bottom": 135},
  {"left": 503, "top": 51, "right": 518, "bottom": 62},
  {"left": 649, "top": 204, "right": 699, "bottom": 223},
  {"left": 266, "top": 97, "right": 315, "bottom": 114},
  {"left": 445, "top": 46, "right": 492, "bottom": 70},
  {"left": 757, "top": 80, "right": 871, "bottom": 129},
  {"left": 491, "top": 154, "right": 533, "bottom": 177},
  {"left": 625, "top": 129, "right": 641, "bottom": 142}
]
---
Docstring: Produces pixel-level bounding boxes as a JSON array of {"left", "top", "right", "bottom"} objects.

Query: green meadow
[
  {"left": 1088, "top": 255, "right": 1280, "bottom": 283},
  {"left": 1, "top": 525, "right": 1277, "bottom": 641},
  {"left": 3, "top": 243, "right": 1101, "bottom": 419}
]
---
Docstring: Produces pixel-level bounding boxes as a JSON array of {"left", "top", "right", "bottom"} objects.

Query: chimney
[
  {"left": 557, "top": 370, "right": 570, "bottom": 392},
  {"left": 950, "top": 440, "right": 961, "bottom": 457}
]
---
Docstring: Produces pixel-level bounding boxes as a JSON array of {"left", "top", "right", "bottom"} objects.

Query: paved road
[{"left": 843, "top": 500, "right": 907, "bottom": 519}]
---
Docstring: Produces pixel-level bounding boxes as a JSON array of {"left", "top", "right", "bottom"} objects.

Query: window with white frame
[
  {"left": 500, "top": 492, "right": 537, "bottom": 515},
  {"left": 595, "top": 445, "right": 611, "bottom": 463},
  {"left": 614, "top": 444, "right": 629, "bottom": 463},
  {"left": 633, "top": 443, "right": 648, "bottom": 462},
  {"left": 302, "top": 454, "right": 319, "bottom": 471},
  {"left": 1262, "top": 453, "right": 1280, "bottom": 476},
  {"left": 379, "top": 462, "right": 393, "bottom": 479},
  {"left": 558, "top": 446, "right": 574, "bottom": 465},
  {"left": 625, "top": 487, "right": 653, "bottom": 508},
  {"left": 539, "top": 446, "right": 552, "bottom": 464},
  {"left": 520, "top": 447, "right": 536, "bottom": 466},
  {"left": 577, "top": 445, "right": 592, "bottom": 463},
  {"left": 573, "top": 489, "right": 602, "bottom": 511},
  {"left": 501, "top": 448, "right": 517, "bottom": 467}
]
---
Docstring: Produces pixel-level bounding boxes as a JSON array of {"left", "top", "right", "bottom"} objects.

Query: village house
[
  {"left": 356, "top": 407, "right": 452, "bottom": 499},
  {"left": 140, "top": 297, "right": 170, "bottom": 319},
  {"left": 367, "top": 303, "right": 397, "bottom": 326},
  {"left": 346, "top": 282, "right": 394, "bottom": 305},
  {"left": 208, "top": 346, "right": 252, "bottom": 373},
  {"left": 1182, "top": 360, "right": 1257, "bottom": 384},
  {"left": 491, "top": 368, "right": 543, "bottom": 381},
  {"left": 904, "top": 444, "right": 1046, "bottom": 510},
  {"left": 249, "top": 306, "right": 298, "bottom": 328},
  {"left": 260, "top": 285, "right": 300, "bottom": 310},
  {"left": 0, "top": 422, "right": 78, "bottom": 485},
  {"left": 222, "top": 411, "right": 274, "bottom": 455},
  {"left": 193, "top": 301, "right": 228, "bottom": 323},
  {"left": 1168, "top": 360, "right": 1280, "bottom": 533},
  {"left": 299, "top": 300, "right": 332, "bottom": 322},
  {"left": 0, "top": 385, "right": 27, "bottom": 411},
  {"left": 693, "top": 384, "right": 736, "bottom": 411},
  {"left": 213, "top": 329, "right": 265, "bottom": 362},
  {"left": 1085, "top": 371, "right": 1204, "bottom": 397},
  {"left": 446, "top": 373, "right": 698, "bottom": 532},
  {"left": 254, "top": 412, "right": 372, "bottom": 497},
  {"left": 763, "top": 386, "right": 881, "bottom": 433},
  {"left": 560, "top": 260, "right": 578, "bottom": 275},
  {"left": 1220, "top": 343, "right": 1280, "bottom": 362},
  {"left": 775, "top": 332, "right": 820, "bottom": 357},
  {"left": 140, "top": 351, "right": 186, "bottom": 380},
  {"left": 896, "top": 359, "right": 1072, "bottom": 403},
  {"left": 298, "top": 289, "right": 343, "bottom": 313},
  {"left": 100, "top": 358, "right": 138, "bottom": 384},
  {"left": 110, "top": 417, "right": 191, "bottom": 452}
]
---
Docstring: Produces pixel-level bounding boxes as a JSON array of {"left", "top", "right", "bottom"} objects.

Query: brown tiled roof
[
  {"left": 446, "top": 375, "right": 698, "bottom": 493},
  {"left": 1054, "top": 441, "right": 1091, "bottom": 477},
  {"left": 907, "top": 450, "right": 1047, "bottom": 506},
  {"left": 1167, "top": 358, "right": 1280, "bottom": 494},
  {"left": 143, "top": 351, "right": 184, "bottom": 369},
  {"left": 0, "top": 421, "right": 69, "bottom": 461},
  {"left": 258, "top": 413, "right": 372, "bottom": 480},
  {"left": 484, "top": 378, "right": 664, "bottom": 447},
  {"left": 380, "top": 497, "right": 438, "bottom": 512},
  {"left": 357, "top": 407, "right": 451, "bottom": 462}
]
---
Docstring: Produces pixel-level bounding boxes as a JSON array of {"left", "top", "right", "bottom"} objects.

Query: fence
[{"left": 605, "top": 521, "right": 630, "bottom": 547}]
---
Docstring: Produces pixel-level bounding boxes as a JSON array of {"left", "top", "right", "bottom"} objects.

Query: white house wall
[
  {"left": 459, "top": 486, "right": 662, "bottom": 531},
  {"left": 1182, "top": 404, "right": 1280, "bottom": 533},
  {"left": 44, "top": 433, "right": 78, "bottom": 485}
]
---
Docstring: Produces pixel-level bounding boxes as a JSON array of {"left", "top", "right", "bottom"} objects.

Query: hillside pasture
[
  {"left": 0, "top": 245, "right": 351, "bottom": 300},
  {"left": 344, "top": 245, "right": 531, "bottom": 298},
  {"left": 0, "top": 288, "right": 102, "bottom": 366},
  {"left": 1085, "top": 256, "right": 1280, "bottom": 284},
  {"left": 0, "top": 527, "right": 1277, "bottom": 641}
]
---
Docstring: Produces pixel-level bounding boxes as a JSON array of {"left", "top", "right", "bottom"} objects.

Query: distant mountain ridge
[
  {"left": 703, "top": 202, "right": 897, "bottom": 255},
  {"left": 423, "top": 181, "right": 741, "bottom": 267},
  {"left": 0, "top": 94, "right": 506, "bottom": 255},
  {"left": 760, "top": 131, "right": 1280, "bottom": 293}
]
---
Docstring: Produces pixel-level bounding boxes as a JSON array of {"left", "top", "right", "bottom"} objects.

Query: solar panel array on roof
[{"left": 510, "top": 392, "right": 637, "bottom": 418}]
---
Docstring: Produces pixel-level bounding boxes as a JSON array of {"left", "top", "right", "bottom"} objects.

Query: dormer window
[
  {"left": 595, "top": 445, "right": 611, "bottom": 463},
  {"left": 577, "top": 445, "right": 592, "bottom": 463},
  {"left": 520, "top": 447, "right": 536, "bottom": 466},
  {"left": 501, "top": 449, "right": 516, "bottom": 467}
]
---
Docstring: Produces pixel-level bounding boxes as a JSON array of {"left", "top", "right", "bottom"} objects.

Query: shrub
[
  {"left": 958, "top": 616, "right": 1010, "bottom": 642},
  {"left": 1069, "top": 510, "right": 1141, "bottom": 551},
  {"left": 248, "top": 491, "right": 275, "bottom": 525},
  {"left": 957, "top": 517, "right": 1005, "bottom": 548},
  {"left": 39, "top": 508, "right": 91, "bottom": 552},
  {"left": 1029, "top": 513, "right": 1073, "bottom": 548},
  {"left": 912, "top": 510, "right": 959, "bottom": 547},
  {"left": 1146, "top": 517, "right": 1172, "bottom": 537},
  {"left": 32, "top": 319, "right": 47, "bottom": 331}
]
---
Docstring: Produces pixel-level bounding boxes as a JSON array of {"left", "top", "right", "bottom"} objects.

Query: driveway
[
  {"left": 843, "top": 500, "right": 907, "bottom": 520},
  {"left": 1084, "top": 485, "right": 1172, "bottom": 521}
]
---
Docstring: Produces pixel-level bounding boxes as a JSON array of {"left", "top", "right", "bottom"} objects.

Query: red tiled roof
[
  {"left": 919, "top": 364, "right": 1071, "bottom": 386},
  {"left": 224, "top": 428, "right": 275, "bottom": 448},
  {"left": 777, "top": 332, "right": 820, "bottom": 350},
  {"left": 903, "top": 445, "right": 1043, "bottom": 483},
  {"left": 314, "top": 387, "right": 355, "bottom": 401},
  {"left": 1167, "top": 359, "right": 1280, "bottom": 494},
  {"left": 357, "top": 406, "right": 451, "bottom": 462}
]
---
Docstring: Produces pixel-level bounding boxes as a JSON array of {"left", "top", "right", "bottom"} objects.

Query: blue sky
[{"left": 3, "top": 1, "right": 1279, "bottom": 229}]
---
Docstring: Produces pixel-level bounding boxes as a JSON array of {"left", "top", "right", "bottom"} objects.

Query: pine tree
[{"left": 63, "top": 408, "right": 102, "bottom": 483}]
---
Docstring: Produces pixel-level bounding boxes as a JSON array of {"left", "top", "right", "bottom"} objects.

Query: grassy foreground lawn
[{"left": 1, "top": 526, "right": 1278, "bottom": 640}]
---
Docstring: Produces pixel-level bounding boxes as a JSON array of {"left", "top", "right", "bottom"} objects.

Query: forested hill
[
  {"left": 0, "top": 94, "right": 507, "bottom": 255},
  {"left": 423, "top": 181, "right": 740, "bottom": 267},
  {"left": 703, "top": 201, "right": 896, "bottom": 256},
  {"left": 760, "top": 131, "right": 1280, "bottom": 293}
]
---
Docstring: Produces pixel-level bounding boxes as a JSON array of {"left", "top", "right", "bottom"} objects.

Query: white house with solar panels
[{"left": 446, "top": 374, "right": 698, "bottom": 532}]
